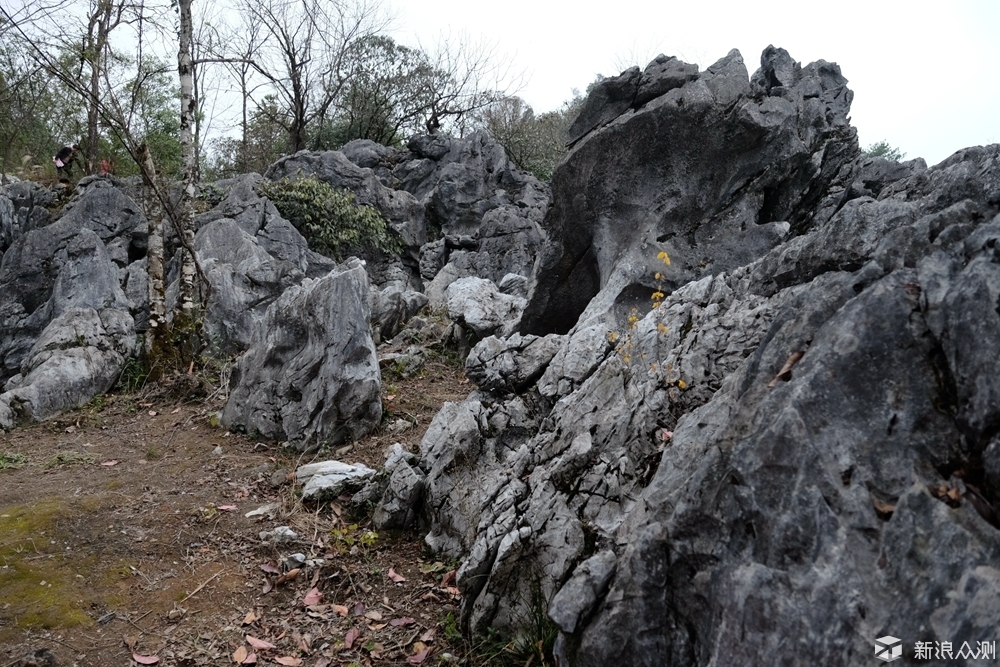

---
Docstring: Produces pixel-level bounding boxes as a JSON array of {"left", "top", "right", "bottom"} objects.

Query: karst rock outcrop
[
  {"left": 396, "top": 47, "right": 1000, "bottom": 666},
  {"left": 0, "top": 179, "right": 140, "bottom": 427}
]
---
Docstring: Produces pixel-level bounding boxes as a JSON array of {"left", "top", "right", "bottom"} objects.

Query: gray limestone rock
[
  {"left": 371, "top": 285, "right": 428, "bottom": 342},
  {"left": 296, "top": 460, "right": 377, "bottom": 501},
  {"left": 521, "top": 46, "right": 859, "bottom": 336},
  {"left": 446, "top": 277, "right": 525, "bottom": 338},
  {"left": 0, "top": 195, "right": 138, "bottom": 427},
  {"left": 222, "top": 260, "right": 382, "bottom": 449},
  {"left": 465, "top": 333, "right": 562, "bottom": 394},
  {"left": 407, "top": 46, "right": 1000, "bottom": 667},
  {"left": 265, "top": 148, "right": 426, "bottom": 251}
]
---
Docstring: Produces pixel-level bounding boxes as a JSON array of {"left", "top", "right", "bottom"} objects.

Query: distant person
[
  {"left": 100, "top": 158, "right": 114, "bottom": 175},
  {"left": 53, "top": 145, "right": 80, "bottom": 181}
]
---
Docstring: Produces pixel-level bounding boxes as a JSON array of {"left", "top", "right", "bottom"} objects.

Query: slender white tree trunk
[
  {"left": 141, "top": 144, "right": 166, "bottom": 357},
  {"left": 176, "top": 0, "right": 199, "bottom": 320}
]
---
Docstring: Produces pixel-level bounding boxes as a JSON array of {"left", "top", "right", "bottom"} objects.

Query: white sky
[{"left": 390, "top": 0, "right": 999, "bottom": 167}]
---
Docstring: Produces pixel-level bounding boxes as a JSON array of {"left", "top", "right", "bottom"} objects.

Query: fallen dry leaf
[
  {"left": 314, "top": 658, "right": 331, "bottom": 667},
  {"left": 274, "top": 658, "right": 302, "bottom": 667},
  {"left": 388, "top": 567, "right": 406, "bottom": 583},
  {"left": 171, "top": 406, "right": 181, "bottom": 414},
  {"left": 260, "top": 562, "right": 282, "bottom": 574},
  {"left": 333, "top": 604, "right": 349, "bottom": 617},
  {"left": 345, "top": 627, "right": 361, "bottom": 649},
  {"left": 407, "top": 647, "right": 432, "bottom": 664},
  {"left": 217, "top": 504, "right": 238, "bottom": 511},
  {"left": 440, "top": 570, "right": 456, "bottom": 588},
  {"left": 419, "top": 628, "right": 436, "bottom": 643},
  {"left": 276, "top": 568, "right": 300, "bottom": 585},
  {"left": 872, "top": 498, "right": 896, "bottom": 519},
  {"left": 148, "top": 410, "right": 158, "bottom": 416},
  {"left": 122, "top": 635, "right": 137, "bottom": 651},
  {"left": 133, "top": 654, "right": 159, "bottom": 665},
  {"left": 242, "top": 610, "right": 259, "bottom": 625},
  {"left": 364, "top": 609, "right": 383, "bottom": 621},
  {"left": 302, "top": 587, "right": 323, "bottom": 606},
  {"left": 262, "top": 578, "right": 273, "bottom": 594},
  {"left": 390, "top": 617, "right": 416, "bottom": 627},
  {"left": 245, "top": 635, "right": 276, "bottom": 650},
  {"left": 768, "top": 350, "right": 806, "bottom": 387},
  {"left": 101, "top": 460, "right": 120, "bottom": 466},
  {"left": 233, "top": 646, "right": 248, "bottom": 664}
]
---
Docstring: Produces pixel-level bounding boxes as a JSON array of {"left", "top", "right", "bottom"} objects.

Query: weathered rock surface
[
  {"left": 521, "top": 46, "right": 863, "bottom": 335},
  {"left": 296, "top": 460, "right": 377, "bottom": 501},
  {"left": 405, "top": 46, "right": 1000, "bottom": 666},
  {"left": 265, "top": 148, "right": 427, "bottom": 260},
  {"left": 222, "top": 259, "right": 382, "bottom": 449},
  {"left": 445, "top": 277, "right": 525, "bottom": 338},
  {"left": 195, "top": 174, "right": 336, "bottom": 353},
  {"left": 0, "top": 180, "right": 141, "bottom": 425}
]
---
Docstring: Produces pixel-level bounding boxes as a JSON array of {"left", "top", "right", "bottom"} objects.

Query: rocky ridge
[{"left": 375, "top": 47, "right": 1000, "bottom": 667}]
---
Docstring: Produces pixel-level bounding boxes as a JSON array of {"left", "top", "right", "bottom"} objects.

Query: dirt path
[{"left": 0, "top": 360, "right": 477, "bottom": 667}]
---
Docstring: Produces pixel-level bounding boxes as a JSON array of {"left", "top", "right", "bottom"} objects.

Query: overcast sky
[{"left": 390, "top": 0, "right": 999, "bottom": 167}]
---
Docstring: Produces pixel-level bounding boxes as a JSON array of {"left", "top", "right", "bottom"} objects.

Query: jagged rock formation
[
  {"left": 195, "top": 174, "right": 337, "bottom": 354},
  {"left": 521, "top": 46, "right": 860, "bottom": 336},
  {"left": 274, "top": 132, "right": 550, "bottom": 305},
  {"left": 400, "top": 47, "right": 1000, "bottom": 666},
  {"left": 0, "top": 179, "right": 140, "bottom": 427},
  {"left": 221, "top": 259, "right": 381, "bottom": 449}
]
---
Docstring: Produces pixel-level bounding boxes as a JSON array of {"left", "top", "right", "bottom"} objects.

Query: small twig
[{"left": 179, "top": 568, "right": 224, "bottom": 602}]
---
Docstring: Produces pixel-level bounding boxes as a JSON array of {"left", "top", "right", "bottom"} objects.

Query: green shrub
[{"left": 258, "top": 175, "right": 401, "bottom": 261}]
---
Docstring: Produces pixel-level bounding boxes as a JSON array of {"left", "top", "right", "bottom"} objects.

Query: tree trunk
[
  {"left": 140, "top": 144, "right": 166, "bottom": 359},
  {"left": 176, "top": 0, "right": 199, "bottom": 324},
  {"left": 85, "top": 0, "right": 115, "bottom": 174}
]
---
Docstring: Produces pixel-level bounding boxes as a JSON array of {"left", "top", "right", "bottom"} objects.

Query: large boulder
[
  {"left": 0, "top": 228, "right": 136, "bottom": 426},
  {"left": 405, "top": 45, "right": 1000, "bottom": 666},
  {"left": 265, "top": 149, "right": 426, "bottom": 254},
  {"left": 195, "top": 174, "right": 336, "bottom": 354},
  {"left": 520, "top": 47, "right": 864, "bottom": 336},
  {"left": 222, "top": 259, "right": 382, "bottom": 449},
  {"left": 0, "top": 179, "right": 143, "bottom": 384}
]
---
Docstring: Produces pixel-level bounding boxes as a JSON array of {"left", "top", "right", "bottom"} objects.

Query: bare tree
[
  {"left": 3, "top": 0, "right": 207, "bottom": 372},
  {"left": 417, "top": 32, "right": 524, "bottom": 135},
  {"left": 242, "top": 0, "right": 388, "bottom": 152}
]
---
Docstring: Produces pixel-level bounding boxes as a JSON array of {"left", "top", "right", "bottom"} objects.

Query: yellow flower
[
  {"left": 657, "top": 251, "right": 672, "bottom": 266},
  {"left": 677, "top": 379, "right": 687, "bottom": 389}
]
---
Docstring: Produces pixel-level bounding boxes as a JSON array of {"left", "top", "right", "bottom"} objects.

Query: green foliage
[
  {"left": 0, "top": 36, "right": 83, "bottom": 177},
  {"left": 329, "top": 523, "right": 379, "bottom": 554},
  {"left": 206, "top": 96, "right": 291, "bottom": 178},
  {"left": 318, "top": 35, "right": 435, "bottom": 149},
  {"left": 864, "top": 140, "right": 906, "bottom": 162},
  {"left": 258, "top": 175, "right": 400, "bottom": 261},
  {"left": 115, "top": 356, "right": 148, "bottom": 393},
  {"left": 109, "top": 58, "right": 182, "bottom": 178},
  {"left": 475, "top": 93, "right": 584, "bottom": 181},
  {"left": 0, "top": 452, "right": 28, "bottom": 470}
]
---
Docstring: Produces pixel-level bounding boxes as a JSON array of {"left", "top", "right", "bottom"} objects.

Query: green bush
[
  {"left": 863, "top": 140, "right": 906, "bottom": 162},
  {"left": 258, "top": 175, "right": 400, "bottom": 261}
]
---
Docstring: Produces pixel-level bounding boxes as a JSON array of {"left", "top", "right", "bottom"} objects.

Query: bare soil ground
[{"left": 0, "top": 357, "right": 490, "bottom": 667}]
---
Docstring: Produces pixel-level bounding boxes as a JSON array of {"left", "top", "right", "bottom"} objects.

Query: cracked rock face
[
  {"left": 406, "top": 45, "right": 1000, "bottom": 666},
  {"left": 0, "top": 181, "right": 140, "bottom": 427},
  {"left": 520, "top": 46, "right": 862, "bottom": 336},
  {"left": 222, "top": 259, "right": 382, "bottom": 449}
]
